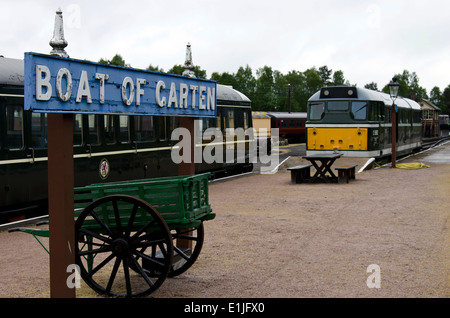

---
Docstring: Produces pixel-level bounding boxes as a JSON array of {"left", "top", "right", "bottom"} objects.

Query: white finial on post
[
  {"left": 182, "top": 42, "right": 195, "bottom": 77},
  {"left": 49, "top": 8, "right": 69, "bottom": 57}
]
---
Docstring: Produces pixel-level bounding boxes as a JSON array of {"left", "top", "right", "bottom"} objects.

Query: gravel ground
[{"left": 0, "top": 144, "right": 449, "bottom": 298}]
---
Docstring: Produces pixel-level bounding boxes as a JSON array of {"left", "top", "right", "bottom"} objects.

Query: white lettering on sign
[
  {"left": 190, "top": 85, "right": 198, "bottom": 109},
  {"left": 36, "top": 65, "right": 52, "bottom": 101},
  {"left": 32, "top": 63, "right": 216, "bottom": 114},
  {"left": 95, "top": 73, "right": 109, "bottom": 104},
  {"left": 168, "top": 82, "right": 178, "bottom": 108},
  {"left": 76, "top": 70, "right": 92, "bottom": 103},
  {"left": 136, "top": 78, "right": 146, "bottom": 106},
  {"left": 180, "top": 83, "right": 188, "bottom": 109},
  {"left": 121, "top": 76, "right": 134, "bottom": 106},
  {"left": 156, "top": 80, "right": 166, "bottom": 107},
  {"left": 56, "top": 68, "right": 72, "bottom": 102}
]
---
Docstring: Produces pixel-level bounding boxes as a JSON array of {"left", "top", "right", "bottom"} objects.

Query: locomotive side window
[
  {"left": 31, "top": 112, "right": 47, "bottom": 148},
  {"left": 134, "top": 115, "right": 154, "bottom": 142},
  {"left": 308, "top": 102, "right": 325, "bottom": 120},
  {"left": 6, "top": 105, "right": 23, "bottom": 149},
  {"left": 351, "top": 101, "right": 367, "bottom": 120}
]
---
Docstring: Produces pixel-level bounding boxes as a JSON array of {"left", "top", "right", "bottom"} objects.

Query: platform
[{"left": 1, "top": 142, "right": 449, "bottom": 298}]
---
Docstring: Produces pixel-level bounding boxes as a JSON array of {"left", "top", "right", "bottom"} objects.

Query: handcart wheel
[
  {"left": 169, "top": 222, "right": 205, "bottom": 277},
  {"left": 75, "top": 195, "right": 173, "bottom": 297}
]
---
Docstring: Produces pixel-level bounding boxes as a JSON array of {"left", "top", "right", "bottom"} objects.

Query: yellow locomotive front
[{"left": 306, "top": 86, "right": 422, "bottom": 158}]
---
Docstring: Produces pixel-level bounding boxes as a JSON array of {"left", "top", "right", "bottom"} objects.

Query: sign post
[
  {"left": 47, "top": 113, "right": 75, "bottom": 297},
  {"left": 24, "top": 51, "right": 216, "bottom": 297}
]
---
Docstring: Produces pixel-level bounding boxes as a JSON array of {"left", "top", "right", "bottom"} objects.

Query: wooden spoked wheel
[
  {"left": 169, "top": 222, "right": 205, "bottom": 277},
  {"left": 75, "top": 195, "right": 173, "bottom": 297}
]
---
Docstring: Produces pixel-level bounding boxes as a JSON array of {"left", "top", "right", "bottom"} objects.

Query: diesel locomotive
[
  {"left": 0, "top": 56, "right": 253, "bottom": 224},
  {"left": 306, "top": 86, "right": 422, "bottom": 158}
]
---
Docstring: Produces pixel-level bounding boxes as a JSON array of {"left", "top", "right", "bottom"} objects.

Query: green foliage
[
  {"left": 99, "top": 54, "right": 130, "bottom": 67},
  {"left": 381, "top": 70, "right": 428, "bottom": 101},
  {"left": 98, "top": 54, "right": 448, "bottom": 115}
]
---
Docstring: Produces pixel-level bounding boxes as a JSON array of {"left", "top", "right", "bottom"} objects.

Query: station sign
[{"left": 24, "top": 52, "right": 217, "bottom": 117}]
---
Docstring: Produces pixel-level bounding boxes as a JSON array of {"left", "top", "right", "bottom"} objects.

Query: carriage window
[
  {"left": 104, "top": 115, "right": 116, "bottom": 145},
  {"left": 243, "top": 112, "right": 249, "bottom": 130},
  {"left": 170, "top": 117, "right": 179, "bottom": 132},
  {"left": 351, "top": 101, "right": 367, "bottom": 120},
  {"left": 280, "top": 120, "right": 287, "bottom": 127},
  {"left": 88, "top": 114, "right": 100, "bottom": 145},
  {"left": 31, "top": 113, "right": 47, "bottom": 148},
  {"left": 297, "top": 120, "right": 303, "bottom": 127},
  {"left": 227, "top": 110, "right": 235, "bottom": 129},
  {"left": 6, "top": 105, "right": 23, "bottom": 149},
  {"left": 74, "top": 114, "right": 83, "bottom": 146},
  {"left": 134, "top": 116, "right": 154, "bottom": 142},
  {"left": 216, "top": 114, "right": 222, "bottom": 131},
  {"left": 289, "top": 120, "right": 295, "bottom": 128},
  {"left": 328, "top": 101, "right": 349, "bottom": 111},
  {"left": 119, "top": 116, "right": 130, "bottom": 143},
  {"left": 308, "top": 102, "right": 324, "bottom": 120},
  {"left": 158, "top": 116, "right": 167, "bottom": 140}
]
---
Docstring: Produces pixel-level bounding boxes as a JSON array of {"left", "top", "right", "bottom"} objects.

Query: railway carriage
[
  {"left": 267, "top": 111, "right": 307, "bottom": 143},
  {"left": 0, "top": 56, "right": 253, "bottom": 224},
  {"left": 306, "top": 86, "right": 422, "bottom": 158}
]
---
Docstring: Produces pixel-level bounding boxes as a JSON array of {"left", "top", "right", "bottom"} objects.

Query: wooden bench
[
  {"left": 287, "top": 164, "right": 312, "bottom": 184},
  {"left": 335, "top": 164, "right": 358, "bottom": 184}
]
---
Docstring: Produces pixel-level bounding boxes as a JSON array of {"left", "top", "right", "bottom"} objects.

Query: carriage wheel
[
  {"left": 75, "top": 195, "right": 173, "bottom": 297},
  {"left": 169, "top": 222, "right": 205, "bottom": 277}
]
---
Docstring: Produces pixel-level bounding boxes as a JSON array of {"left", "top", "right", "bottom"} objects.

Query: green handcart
[{"left": 10, "top": 173, "right": 215, "bottom": 297}]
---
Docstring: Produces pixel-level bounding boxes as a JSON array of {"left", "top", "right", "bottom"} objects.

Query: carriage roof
[
  {"left": 308, "top": 86, "right": 421, "bottom": 111},
  {"left": 0, "top": 56, "right": 24, "bottom": 86},
  {"left": 267, "top": 112, "right": 307, "bottom": 119}
]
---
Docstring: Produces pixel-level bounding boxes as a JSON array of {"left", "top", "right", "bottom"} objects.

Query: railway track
[{"left": 421, "top": 135, "right": 450, "bottom": 150}]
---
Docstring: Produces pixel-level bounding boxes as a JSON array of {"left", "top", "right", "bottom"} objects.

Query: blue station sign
[{"left": 24, "top": 52, "right": 217, "bottom": 117}]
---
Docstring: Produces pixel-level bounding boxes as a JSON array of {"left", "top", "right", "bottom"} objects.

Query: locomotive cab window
[
  {"left": 351, "top": 101, "right": 368, "bottom": 120},
  {"left": 308, "top": 102, "right": 325, "bottom": 121},
  {"left": 328, "top": 101, "right": 349, "bottom": 111}
]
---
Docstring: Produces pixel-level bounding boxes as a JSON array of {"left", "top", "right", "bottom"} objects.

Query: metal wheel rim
[{"left": 75, "top": 195, "right": 173, "bottom": 297}]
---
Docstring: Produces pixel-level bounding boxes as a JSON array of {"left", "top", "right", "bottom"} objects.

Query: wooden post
[
  {"left": 47, "top": 113, "right": 75, "bottom": 298},
  {"left": 177, "top": 117, "right": 196, "bottom": 250},
  {"left": 178, "top": 117, "right": 196, "bottom": 176}
]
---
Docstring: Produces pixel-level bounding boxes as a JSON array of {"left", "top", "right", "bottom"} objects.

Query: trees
[
  {"left": 97, "top": 54, "right": 448, "bottom": 115},
  {"left": 381, "top": 70, "right": 428, "bottom": 101}
]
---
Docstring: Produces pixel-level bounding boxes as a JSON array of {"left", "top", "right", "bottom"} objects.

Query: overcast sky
[{"left": 1, "top": 0, "right": 449, "bottom": 94}]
